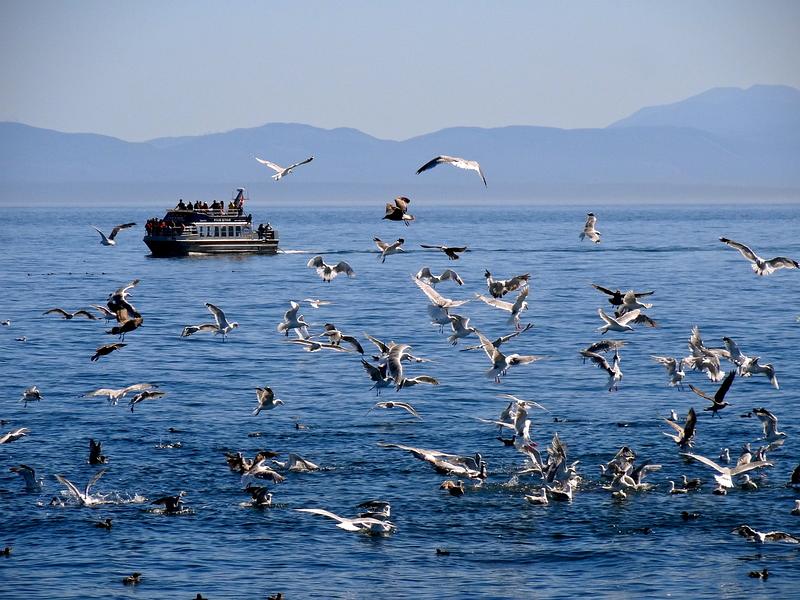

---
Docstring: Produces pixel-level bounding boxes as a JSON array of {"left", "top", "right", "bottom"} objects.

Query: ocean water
[{"left": 0, "top": 202, "right": 798, "bottom": 599}]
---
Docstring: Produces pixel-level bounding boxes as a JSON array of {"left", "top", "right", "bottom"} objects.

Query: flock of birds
[{"left": 2, "top": 157, "right": 800, "bottom": 593}]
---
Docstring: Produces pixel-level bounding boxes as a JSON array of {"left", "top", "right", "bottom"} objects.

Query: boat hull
[{"left": 144, "top": 236, "right": 279, "bottom": 257}]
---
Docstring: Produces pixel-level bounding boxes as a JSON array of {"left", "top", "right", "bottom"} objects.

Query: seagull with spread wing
[
  {"left": 682, "top": 451, "right": 771, "bottom": 488},
  {"left": 719, "top": 237, "right": 799, "bottom": 276},
  {"left": 307, "top": 256, "right": 355, "bottom": 282},
  {"left": 579, "top": 213, "right": 601, "bottom": 243},
  {"left": 416, "top": 155, "right": 486, "bottom": 186},
  {"left": 689, "top": 370, "right": 736, "bottom": 417},
  {"left": 254, "top": 156, "right": 314, "bottom": 180},
  {"left": 475, "top": 287, "right": 529, "bottom": 330},
  {"left": 475, "top": 331, "right": 544, "bottom": 383},
  {"left": 91, "top": 223, "right": 136, "bottom": 246},
  {"left": 419, "top": 244, "right": 468, "bottom": 260}
]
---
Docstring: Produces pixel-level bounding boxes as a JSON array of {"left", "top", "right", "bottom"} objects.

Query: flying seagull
[
  {"left": 91, "top": 223, "right": 136, "bottom": 246},
  {"left": 420, "top": 244, "right": 468, "bottom": 260},
  {"left": 43, "top": 308, "right": 98, "bottom": 320},
  {"left": 591, "top": 284, "right": 654, "bottom": 307},
  {"left": 90, "top": 342, "right": 126, "bottom": 362},
  {"left": 383, "top": 197, "right": 415, "bottom": 225},
  {"left": 580, "top": 213, "right": 601, "bottom": 243},
  {"left": 254, "top": 156, "right": 314, "bottom": 180},
  {"left": 689, "top": 370, "right": 736, "bottom": 417},
  {"left": 719, "top": 237, "right": 799, "bottom": 276},
  {"left": 307, "top": 256, "right": 355, "bottom": 282},
  {"left": 374, "top": 237, "right": 405, "bottom": 263},
  {"left": 366, "top": 401, "right": 422, "bottom": 419},
  {"left": 416, "top": 155, "right": 486, "bottom": 186}
]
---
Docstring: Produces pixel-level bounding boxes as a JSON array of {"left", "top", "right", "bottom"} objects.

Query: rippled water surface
[{"left": 1, "top": 202, "right": 799, "bottom": 599}]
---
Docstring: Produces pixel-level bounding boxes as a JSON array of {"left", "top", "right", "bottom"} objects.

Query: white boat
[{"left": 143, "top": 188, "right": 279, "bottom": 256}]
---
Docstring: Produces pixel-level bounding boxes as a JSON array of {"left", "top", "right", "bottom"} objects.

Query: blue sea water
[{"left": 0, "top": 202, "right": 799, "bottom": 599}]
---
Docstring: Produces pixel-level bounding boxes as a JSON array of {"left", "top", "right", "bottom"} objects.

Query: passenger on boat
[{"left": 177, "top": 199, "right": 186, "bottom": 210}]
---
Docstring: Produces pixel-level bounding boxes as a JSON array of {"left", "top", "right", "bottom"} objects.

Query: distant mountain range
[{"left": 1, "top": 85, "right": 798, "bottom": 196}]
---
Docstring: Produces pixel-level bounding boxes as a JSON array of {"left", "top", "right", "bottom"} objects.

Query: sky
[{"left": 1, "top": 1, "right": 798, "bottom": 142}]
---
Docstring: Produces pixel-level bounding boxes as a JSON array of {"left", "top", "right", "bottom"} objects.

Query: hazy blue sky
[{"left": 1, "top": 1, "right": 798, "bottom": 141}]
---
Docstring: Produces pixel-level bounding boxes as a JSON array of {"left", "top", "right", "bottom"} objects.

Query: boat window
[
  {"left": 228, "top": 226, "right": 234, "bottom": 237},
  {"left": 214, "top": 226, "right": 220, "bottom": 237},
  {"left": 235, "top": 226, "right": 241, "bottom": 236},
  {"left": 221, "top": 226, "right": 227, "bottom": 237},
  {"left": 198, "top": 226, "right": 204, "bottom": 237}
]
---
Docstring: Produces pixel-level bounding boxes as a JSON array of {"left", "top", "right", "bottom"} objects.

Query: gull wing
[
  {"left": 295, "top": 508, "right": 359, "bottom": 530},
  {"left": 475, "top": 293, "right": 513, "bottom": 312},
  {"left": 441, "top": 269, "right": 464, "bottom": 285},
  {"left": 508, "top": 354, "right": 545, "bottom": 366},
  {"left": 475, "top": 331, "right": 499, "bottom": 362},
  {"left": 719, "top": 237, "right": 759, "bottom": 263},
  {"left": 597, "top": 308, "right": 615, "bottom": 325},
  {"left": 364, "top": 333, "right": 390, "bottom": 355},
  {"left": 333, "top": 262, "right": 354, "bottom": 277},
  {"left": 205, "top": 302, "right": 226, "bottom": 328},
  {"left": 395, "top": 402, "right": 421, "bottom": 418},
  {"left": 729, "top": 460, "right": 772, "bottom": 477},
  {"left": 286, "top": 156, "right": 314, "bottom": 171},
  {"left": 254, "top": 157, "right": 284, "bottom": 173},
  {"left": 307, "top": 255, "right": 325, "bottom": 268},
  {"left": 83, "top": 388, "right": 120, "bottom": 398},
  {"left": 714, "top": 370, "right": 736, "bottom": 402},
  {"left": 764, "top": 531, "right": 800, "bottom": 543},
  {"left": 592, "top": 284, "right": 617, "bottom": 297},
  {"left": 109, "top": 222, "right": 136, "bottom": 240},
  {"left": 583, "top": 351, "right": 612, "bottom": 373},
  {"left": 615, "top": 309, "right": 641, "bottom": 326},
  {"left": 765, "top": 256, "right": 799, "bottom": 269},
  {"left": 54, "top": 474, "right": 82, "bottom": 500},
  {"left": 361, "top": 359, "right": 386, "bottom": 382},
  {"left": 91, "top": 226, "right": 110, "bottom": 243},
  {"left": 416, "top": 156, "right": 445, "bottom": 175},
  {"left": 44, "top": 308, "right": 70, "bottom": 317},
  {"left": 413, "top": 276, "right": 467, "bottom": 308},
  {"left": 85, "top": 468, "right": 108, "bottom": 495},
  {"left": 662, "top": 418, "right": 684, "bottom": 435},
  {"left": 688, "top": 384, "right": 714, "bottom": 402},
  {"left": 681, "top": 452, "right": 725, "bottom": 474}
]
